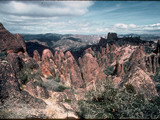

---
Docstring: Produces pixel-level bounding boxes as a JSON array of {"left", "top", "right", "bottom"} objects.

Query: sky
[{"left": 0, "top": 1, "right": 160, "bottom": 35}]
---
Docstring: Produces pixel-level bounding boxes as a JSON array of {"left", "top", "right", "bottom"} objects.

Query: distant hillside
[
  {"left": 22, "top": 33, "right": 101, "bottom": 52},
  {"left": 119, "top": 33, "right": 160, "bottom": 41}
]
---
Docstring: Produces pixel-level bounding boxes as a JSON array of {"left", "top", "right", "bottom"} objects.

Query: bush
[
  {"left": 57, "top": 85, "right": 67, "bottom": 92},
  {"left": 65, "top": 99, "right": 72, "bottom": 103},
  {"left": 104, "top": 66, "right": 114, "bottom": 76},
  {"left": 125, "top": 84, "right": 136, "bottom": 94},
  {"left": 18, "top": 62, "right": 43, "bottom": 86},
  {"left": 0, "top": 51, "right": 7, "bottom": 59},
  {"left": 78, "top": 78, "right": 160, "bottom": 119}
]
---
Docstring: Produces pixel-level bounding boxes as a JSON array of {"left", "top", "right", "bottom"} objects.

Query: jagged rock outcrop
[
  {"left": 36, "top": 86, "right": 49, "bottom": 99},
  {"left": 98, "top": 44, "right": 118, "bottom": 68},
  {"left": 106, "top": 43, "right": 109, "bottom": 53},
  {"left": 26, "top": 82, "right": 38, "bottom": 97},
  {"left": 14, "top": 33, "right": 27, "bottom": 52},
  {"left": 79, "top": 53, "right": 106, "bottom": 90},
  {"left": 154, "top": 40, "right": 160, "bottom": 55},
  {"left": 128, "top": 45, "right": 146, "bottom": 71},
  {"left": 99, "top": 33, "right": 118, "bottom": 46},
  {"left": 54, "top": 50, "right": 65, "bottom": 69},
  {"left": 42, "top": 49, "right": 57, "bottom": 78},
  {"left": 122, "top": 66, "right": 158, "bottom": 99},
  {"left": 61, "top": 51, "right": 84, "bottom": 88},
  {"left": 0, "top": 23, "right": 24, "bottom": 53},
  {"left": 0, "top": 60, "right": 21, "bottom": 102},
  {"left": 113, "top": 61, "right": 124, "bottom": 77},
  {"left": 26, "top": 82, "right": 49, "bottom": 99},
  {"left": 107, "top": 32, "right": 118, "bottom": 41},
  {"left": 85, "top": 47, "right": 95, "bottom": 56},
  {"left": 145, "top": 55, "right": 160, "bottom": 73},
  {"left": 6, "top": 53, "right": 24, "bottom": 73},
  {"left": 33, "top": 50, "right": 41, "bottom": 62},
  {"left": 129, "top": 45, "right": 145, "bottom": 62}
]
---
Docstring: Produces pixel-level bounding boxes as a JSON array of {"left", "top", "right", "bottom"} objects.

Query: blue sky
[{"left": 0, "top": 1, "right": 160, "bottom": 35}]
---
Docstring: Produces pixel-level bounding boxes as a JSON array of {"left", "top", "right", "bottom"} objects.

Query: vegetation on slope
[{"left": 78, "top": 77, "right": 160, "bottom": 119}]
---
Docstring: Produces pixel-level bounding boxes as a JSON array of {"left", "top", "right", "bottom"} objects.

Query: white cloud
[
  {"left": 0, "top": 1, "right": 94, "bottom": 17},
  {"left": 112, "top": 23, "right": 160, "bottom": 34},
  {"left": 114, "top": 23, "right": 128, "bottom": 29},
  {"left": 129, "top": 24, "right": 136, "bottom": 28}
]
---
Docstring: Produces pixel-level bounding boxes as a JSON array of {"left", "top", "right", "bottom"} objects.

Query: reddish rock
[
  {"left": 123, "top": 66, "right": 158, "bottom": 99},
  {"left": 36, "top": 86, "right": 49, "bottom": 99},
  {"left": 26, "top": 82, "right": 38, "bottom": 97},
  {"left": 33, "top": 50, "right": 41, "bottom": 62},
  {"left": 110, "top": 44, "right": 117, "bottom": 52},
  {"left": 54, "top": 50, "right": 65, "bottom": 69},
  {"left": 113, "top": 77, "right": 122, "bottom": 88},
  {"left": 100, "top": 46, "right": 105, "bottom": 56},
  {"left": 61, "top": 51, "right": 84, "bottom": 88},
  {"left": 78, "top": 57, "right": 82, "bottom": 66},
  {"left": 0, "top": 61, "right": 21, "bottom": 102},
  {"left": 42, "top": 49, "right": 57, "bottom": 78},
  {"left": 113, "top": 60, "right": 124, "bottom": 77},
  {"left": 80, "top": 53, "right": 106, "bottom": 90},
  {"left": 145, "top": 55, "right": 160, "bottom": 73},
  {"left": 20, "top": 90, "right": 47, "bottom": 109},
  {"left": 6, "top": 53, "right": 24, "bottom": 73},
  {"left": 0, "top": 23, "right": 24, "bottom": 53},
  {"left": 105, "top": 43, "right": 109, "bottom": 53},
  {"left": 128, "top": 45, "right": 147, "bottom": 71},
  {"left": 85, "top": 47, "right": 94, "bottom": 56},
  {"left": 26, "top": 82, "right": 49, "bottom": 99},
  {"left": 129, "top": 45, "right": 145, "bottom": 62},
  {"left": 14, "top": 33, "right": 27, "bottom": 52}
]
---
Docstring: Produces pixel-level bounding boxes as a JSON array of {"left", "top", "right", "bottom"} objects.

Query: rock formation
[
  {"left": 113, "top": 60, "right": 124, "bottom": 77},
  {"left": 0, "top": 23, "right": 24, "bottom": 53},
  {"left": 42, "top": 49, "right": 57, "bottom": 78},
  {"left": 123, "top": 66, "right": 158, "bottom": 99},
  {"left": 85, "top": 47, "right": 95, "bottom": 56},
  {"left": 154, "top": 40, "right": 160, "bottom": 55},
  {"left": 33, "top": 50, "right": 41, "bottom": 62},
  {"left": 61, "top": 51, "right": 84, "bottom": 88},
  {"left": 14, "top": 33, "right": 27, "bottom": 52},
  {"left": 79, "top": 53, "right": 106, "bottom": 90},
  {"left": 26, "top": 82, "right": 49, "bottom": 99},
  {"left": 0, "top": 60, "right": 21, "bottom": 102},
  {"left": 7, "top": 53, "right": 24, "bottom": 72},
  {"left": 107, "top": 32, "right": 118, "bottom": 41}
]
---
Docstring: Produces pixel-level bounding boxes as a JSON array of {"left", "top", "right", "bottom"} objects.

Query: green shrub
[
  {"left": 46, "top": 75, "right": 53, "bottom": 79},
  {"left": 65, "top": 99, "right": 72, "bottom": 103},
  {"left": 0, "top": 51, "right": 7, "bottom": 59},
  {"left": 57, "top": 85, "right": 67, "bottom": 92},
  {"left": 78, "top": 78, "right": 160, "bottom": 119},
  {"left": 125, "top": 84, "right": 136, "bottom": 94},
  {"left": 104, "top": 66, "right": 114, "bottom": 76}
]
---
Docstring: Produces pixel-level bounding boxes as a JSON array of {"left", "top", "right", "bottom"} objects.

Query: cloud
[
  {"left": 114, "top": 23, "right": 128, "bottom": 29},
  {"left": 129, "top": 24, "right": 136, "bottom": 28},
  {"left": 112, "top": 23, "right": 160, "bottom": 34},
  {"left": 0, "top": 1, "right": 94, "bottom": 17}
]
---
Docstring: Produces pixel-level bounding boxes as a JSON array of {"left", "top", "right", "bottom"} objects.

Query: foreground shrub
[{"left": 78, "top": 78, "right": 160, "bottom": 119}]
